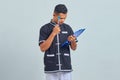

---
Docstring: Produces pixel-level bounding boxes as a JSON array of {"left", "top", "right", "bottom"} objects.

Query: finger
[
  {"left": 72, "top": 36, "right": 76, "bottom": 40},
  {"left": 71, "top": 36, "right": 75, "bottom": 39}
]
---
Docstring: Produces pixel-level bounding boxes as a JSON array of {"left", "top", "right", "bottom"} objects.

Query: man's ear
[
  {"left": 53, "top": 13, "right": 59, "bottom": 16},
  {"left": 53, "top": 13, "right": 56, "bottom": 16}
]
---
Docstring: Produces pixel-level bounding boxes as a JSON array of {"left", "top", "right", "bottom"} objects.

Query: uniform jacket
[{"left": 39, "top": 21, "right": 74, "bottom": 73}]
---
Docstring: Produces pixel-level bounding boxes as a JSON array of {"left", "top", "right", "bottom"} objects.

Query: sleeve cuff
[{"left": 38, "top": 40, "right": 45, "bottom": 46}]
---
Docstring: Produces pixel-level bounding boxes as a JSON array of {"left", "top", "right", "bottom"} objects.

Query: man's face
[{"left": 53, "top": 13, "right": 67, "bottom": 25}]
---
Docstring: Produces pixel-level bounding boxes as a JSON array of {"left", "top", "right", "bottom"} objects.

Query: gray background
[{"left": 0, "top": 0, "right": 120, "bottom": 80}]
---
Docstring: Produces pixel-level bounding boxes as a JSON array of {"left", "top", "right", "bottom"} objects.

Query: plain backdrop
[{"left": 0, "top": 0, "right": 120, "bottom": 80}]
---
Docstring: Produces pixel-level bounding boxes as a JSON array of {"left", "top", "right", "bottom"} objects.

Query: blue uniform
[{"left": 39, "top": 21, "right": 74, "bottom": 73}]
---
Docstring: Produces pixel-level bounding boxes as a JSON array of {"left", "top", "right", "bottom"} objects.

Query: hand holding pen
[{"left": 52, "top": 24, "right": 61, "bottom": 35}]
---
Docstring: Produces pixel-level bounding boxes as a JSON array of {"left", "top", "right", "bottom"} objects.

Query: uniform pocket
[
  {"left": 64, "top": 53, "right": 70, "bottom": 56},
  {"left": 44, "top": 54, "right": 56, "bottom": 66},
  {"left": 46, "top": 54, "right": 55, "bottom": 57},
  {"left": 63, "top": 53, "right": 71, "bottom": 66}
]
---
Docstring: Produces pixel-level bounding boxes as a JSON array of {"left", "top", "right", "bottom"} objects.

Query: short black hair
[{"left": 54, "top": 4, "right": 68, "bottom": 14}]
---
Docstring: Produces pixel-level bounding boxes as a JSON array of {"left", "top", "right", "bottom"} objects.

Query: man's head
[
  {"left": 54, "top": 4, "right": 68, "bottom": 14},
  {"left": 53, "top": 4, "right": 68, "bottom": 24}
]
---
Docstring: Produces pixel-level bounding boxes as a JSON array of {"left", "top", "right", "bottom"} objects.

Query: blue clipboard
[{"left": 61, "top": 28, "right": 85, "bottom": 47}]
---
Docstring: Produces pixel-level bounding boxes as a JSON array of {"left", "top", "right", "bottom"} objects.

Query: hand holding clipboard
[{"left": 61, "top": 28, "right": 85, "bottom": 47}]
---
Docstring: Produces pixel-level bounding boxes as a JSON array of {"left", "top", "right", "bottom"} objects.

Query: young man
[{"left": 39, "top": 4, "right": 77, "bottom": 80}]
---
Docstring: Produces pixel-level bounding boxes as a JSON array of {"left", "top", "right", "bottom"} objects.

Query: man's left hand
[{"left": 68, "top": 35, "right": 76, "bottom": 42}]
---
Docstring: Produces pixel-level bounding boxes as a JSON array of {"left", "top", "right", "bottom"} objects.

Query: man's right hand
[{"left": 52, "top": 24, "right": 61, "bottom": 35}]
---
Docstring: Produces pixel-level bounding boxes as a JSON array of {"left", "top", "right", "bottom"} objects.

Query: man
[{"left": 39, "top": 4, "right": 77, "bottom": 80}]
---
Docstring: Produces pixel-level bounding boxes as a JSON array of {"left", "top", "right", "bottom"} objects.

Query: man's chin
[{"left": 60, "top": 23, "right": 63, "bottom": 25}]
